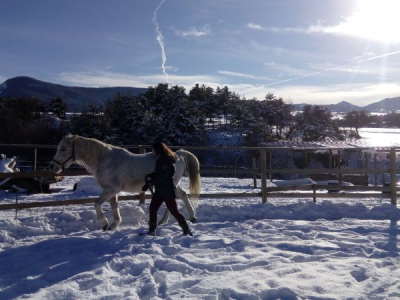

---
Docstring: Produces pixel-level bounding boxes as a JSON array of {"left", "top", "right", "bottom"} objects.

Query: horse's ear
[{"left": 65, "top": 133, "right": 78, "bottom": 140}]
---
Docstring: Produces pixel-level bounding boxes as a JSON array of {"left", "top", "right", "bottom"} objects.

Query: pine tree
[
  {"left": 291, "top": 105, "right": 343, "bottom": 141},
  {"left": 48, "top": 97, "right": 67, "bottom": 119}
]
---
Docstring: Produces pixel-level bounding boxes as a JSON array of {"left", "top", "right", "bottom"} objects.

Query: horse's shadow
[{"left": 0, "top": 235, "right": 122, "bottom": 300}]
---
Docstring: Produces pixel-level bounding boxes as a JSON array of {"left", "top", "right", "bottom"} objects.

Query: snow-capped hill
[{"left": 0, "top": 82, "right": 6, "bottom": 94}]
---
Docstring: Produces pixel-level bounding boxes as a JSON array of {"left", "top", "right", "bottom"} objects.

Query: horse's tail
[{"left": 176, "top": 149, "right": 201, "bottom": 207}]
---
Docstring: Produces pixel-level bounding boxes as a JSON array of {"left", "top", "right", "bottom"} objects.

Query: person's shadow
[{"left": 0, "top": 235, "right": 123, "bottom": 300}]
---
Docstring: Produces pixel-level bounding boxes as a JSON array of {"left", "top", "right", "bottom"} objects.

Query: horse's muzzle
[{"left": 49, "top": 161, "right": 62, "bottom": 174}]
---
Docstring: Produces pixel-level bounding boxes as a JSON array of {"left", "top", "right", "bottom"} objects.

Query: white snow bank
[
  {"left": 73, "top": 177, "right": 102, "bottom": 194},
  {"left": 1, "top": 176, "right": 400, "bottom": 299},
  {"left": 0, "top": 157, "right": 16, "bottom": 173},
  {"left": 273, "top": 178, "right": 316, "bottom": 187}
]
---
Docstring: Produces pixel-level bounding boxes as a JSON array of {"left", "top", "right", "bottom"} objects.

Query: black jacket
[{"left": 149, "top": 155, "right": 176, "bottom": 198}]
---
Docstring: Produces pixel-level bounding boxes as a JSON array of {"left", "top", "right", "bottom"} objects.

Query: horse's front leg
[
  {"left": 108, "top": 195, "right": 121, "bottom": 230},
  {"left": 177, "top": 186, "right": 197, "bottom": 223},
  {"left": 94, "top": 189, "right": 117, "bottom": 230}
]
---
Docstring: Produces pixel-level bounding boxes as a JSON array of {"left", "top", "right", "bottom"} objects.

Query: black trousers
[{"left": 149, "top": 196, "right": 187, "bottom": 225}]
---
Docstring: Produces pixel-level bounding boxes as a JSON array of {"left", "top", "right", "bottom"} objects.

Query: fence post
[
  {"left": 329, "top": 149, "right": 332, "bottom": 180},
  {"left": 260, "top": 149, "right": 267, "bottom": 203},
  {"left": 269, "top": 150, "right": 272, "bottom": 182},
  {"left": 253, "top": 157, "right": 257, "bottom": 189},
  {"left": 290, "top": 149, "right": 294, "bottom": 179},
  {"left": 304, "top": 150, "right": 308, "bottom": 169},
  {"left": 338, "top": 150, "right": 342, "bottom": 185},
  {"left": 139, "top": 147, "right": 146, "bottom": 205},
  {"left": 312, "top": 184, "right": 316, "bottom": 203},
  {"left": 374, "top": 153, "right": 377, "bottom": 186},
  {"left": 390, "top": 147, "right": 397, "bottom": 205},
  {"left": 33, "top": 148, "right": 37, "bottom": 171}
]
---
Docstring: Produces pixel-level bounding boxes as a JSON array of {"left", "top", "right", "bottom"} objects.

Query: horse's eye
[{"left": 60, "top": 148, "right": 66, "bottom": 152}]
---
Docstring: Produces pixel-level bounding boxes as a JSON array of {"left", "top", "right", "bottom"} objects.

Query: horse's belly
[{"left": 122, "top": 182, "right": 143, "bottom": 194}]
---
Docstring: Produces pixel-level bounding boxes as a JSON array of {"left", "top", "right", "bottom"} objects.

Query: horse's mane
[
  {"left": 79, "top": 136, "right": 113, "bottom": 157},
  {"left": 74, "top": 136, "right": 113, "bottom": 172}
]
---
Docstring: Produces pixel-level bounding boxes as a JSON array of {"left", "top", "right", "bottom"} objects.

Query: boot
[
  {"left": 179, "top": 222, "right": 193, "bottom": 236},
  {"left": 148, "top": 221, "right": 157, "bottom": 236}
]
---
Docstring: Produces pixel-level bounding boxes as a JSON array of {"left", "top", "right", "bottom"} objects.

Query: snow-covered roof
[{"left": 260, "top": 139, "right": 400, "bottom": 150}]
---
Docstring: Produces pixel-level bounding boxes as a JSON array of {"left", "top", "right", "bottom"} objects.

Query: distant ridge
[
  {"left": 0, "top": 76, "right": 147, "bottom": 111},
  {"left": 364, "top": 97, "right": 400, "bottom": 111},
  {"left": 1, "top": 76, "right": 400, "bottom": 113},
  {"left": 293, "top": 98, "right": 400, "bottom": 113}
]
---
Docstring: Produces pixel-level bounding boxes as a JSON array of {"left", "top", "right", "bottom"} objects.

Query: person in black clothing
[{"left": 142, "top": 141, "right": 193, "bottom": 236}]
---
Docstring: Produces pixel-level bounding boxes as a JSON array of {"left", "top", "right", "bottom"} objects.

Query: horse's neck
[{"left": 74, "top": 137, "right": 107, "bottom": 173}]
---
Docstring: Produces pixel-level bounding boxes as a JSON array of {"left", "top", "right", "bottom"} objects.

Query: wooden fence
[{"left": 0, "top": 144, "right": 399, "bottom": 211}]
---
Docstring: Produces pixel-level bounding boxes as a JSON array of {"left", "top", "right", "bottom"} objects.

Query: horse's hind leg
[
  {"left": 158, "top": 209, "right": 170, "bottom": 225},
  {"left": 108, "top": 195, "right": 121, "bottom": 230},
  {"left": 176, "top": 185, "right": 197, "bottom": 223},
  {"left": 95, "top": 189, "right": 117, "bottom": 230},
  {"left": 158, "top": 186, "right": 197, "bottom": 225}
]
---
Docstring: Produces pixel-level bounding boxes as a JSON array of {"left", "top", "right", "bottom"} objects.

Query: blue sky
[{"left": 1, "top": 0, "right": 400, "bottom": 105}]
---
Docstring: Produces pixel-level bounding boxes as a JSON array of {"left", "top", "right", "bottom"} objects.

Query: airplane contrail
[
  {"left": 261, "top": 49, "right": 400, "bottom": 87},
  {"left": 152, "top": 0, "right": 168, "bottom": 83}
]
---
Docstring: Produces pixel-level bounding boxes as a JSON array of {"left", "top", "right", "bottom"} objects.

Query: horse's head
[{"left": 49, "top": 134, "right": 77, "bottom": 173}]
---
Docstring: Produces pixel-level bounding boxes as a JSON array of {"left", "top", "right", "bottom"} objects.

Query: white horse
[{"left": 49, "top": 134, "right": 201, "bottom": 231}]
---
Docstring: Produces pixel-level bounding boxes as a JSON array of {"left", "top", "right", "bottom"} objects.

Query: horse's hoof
[
  {"left": 107, "top": 223, "right": 119, "bottom": 231},
  {"left": 190, "top": 217, "right": 197, "bottom": 223},
  {"left": 102, "top": 223, "right": 109, "bottom": 231}
]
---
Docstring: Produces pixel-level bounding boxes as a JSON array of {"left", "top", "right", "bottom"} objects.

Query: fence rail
[{"left": 1, "top": 144, "right": 400, "bottom": 211}]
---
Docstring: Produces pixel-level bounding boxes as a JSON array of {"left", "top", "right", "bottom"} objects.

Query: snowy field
[
  {"left": 1, "top": 175, "right": 400, "bottom": 300},
  {"left": 359, "top": 128, "right": 400, "bottom": 146}
]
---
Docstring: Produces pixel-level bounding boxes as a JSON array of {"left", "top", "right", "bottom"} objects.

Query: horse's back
[{"left": 97, "top": 150, "right": 156, "bottom": 190}]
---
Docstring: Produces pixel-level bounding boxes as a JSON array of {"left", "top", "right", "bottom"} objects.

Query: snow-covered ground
[{"left": 1, "top": 176, "right": 400, "bottom": 299}]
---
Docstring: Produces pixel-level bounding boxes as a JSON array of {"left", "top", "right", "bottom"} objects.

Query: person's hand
[{"left": 141, "top": 183, "right": 149, "bottom": 192}]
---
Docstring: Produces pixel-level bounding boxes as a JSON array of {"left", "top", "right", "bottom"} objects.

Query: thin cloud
[
  {"left": 263, "top": 62, "right": 311, "bottom": 77},
  {"left": 246, "top": 22, "right": 266, "bottom": 31},
  {"left": 247, "top": 22, "right": 306, "bottom": 34},
  {"left": 172, "top": 25, "right": 211, "bottom": 38},
  {"left": 106, "top": 36, "right": 131, "bottom": 44},
  {"left": 57, "top": 71, "right": 219, "bottom": 89},
  {"left": 261, "top": 50, "right": 400, "bottom": 87},
  {"left": 218, "top": 70, "right": 274, "bottom": 81}
]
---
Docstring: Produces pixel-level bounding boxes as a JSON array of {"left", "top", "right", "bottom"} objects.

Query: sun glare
[{"left": 336, "top": 0, "right": 400, "bottom": 43}]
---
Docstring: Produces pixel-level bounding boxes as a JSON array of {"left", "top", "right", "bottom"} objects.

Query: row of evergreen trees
[
  {"left": 0, "top": 83, "right": 389, "bottom": 146},
  {"left": 68, "top": 83, "right": 345, "bottom": 146}
]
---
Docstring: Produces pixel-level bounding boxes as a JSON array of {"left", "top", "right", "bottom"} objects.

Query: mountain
[
  {"left": 322, "top": 101, "right": 361, "bottom": 113},
  {"left": 0, "top": 76, "right": 147, "bottom": 111},
  {"left": 293, "top": 98, "right": 400, "bottom": 113},
  {"left": 293, "top": 101, "right": 361, "bottom": 113},
  {"left": 364, "top": 97, "right": 400, "bottom": 111},
  {"left": 1, "top": 76, "right": 400, "bottom": 113}
]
